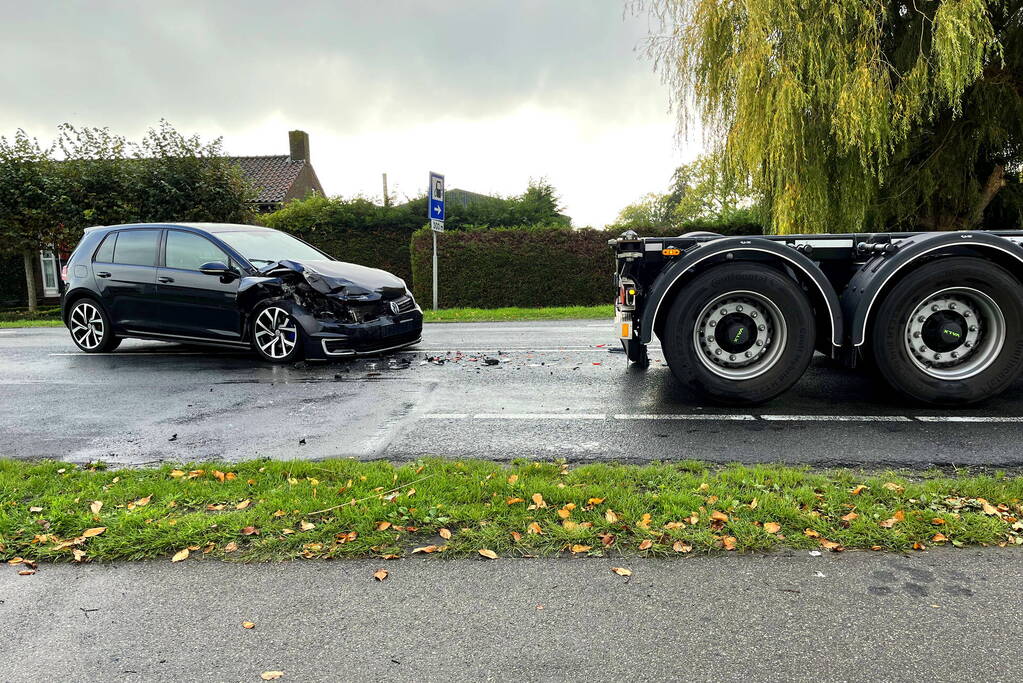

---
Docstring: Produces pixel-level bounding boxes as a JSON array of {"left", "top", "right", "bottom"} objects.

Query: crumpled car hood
[{"left": 244, "top": 259, "right": 408, "bottom": 301}]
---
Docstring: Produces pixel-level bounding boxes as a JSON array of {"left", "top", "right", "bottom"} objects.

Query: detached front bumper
[{"left": 301, "top": 309, "right": 424, "bottom": 359}]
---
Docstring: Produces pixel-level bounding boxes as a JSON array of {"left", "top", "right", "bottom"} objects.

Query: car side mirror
[{"left": 199, "top": 262, "right": 235, "bottom": 278}]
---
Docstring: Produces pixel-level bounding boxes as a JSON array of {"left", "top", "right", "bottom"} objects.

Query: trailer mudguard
[
  {"left": 843, "top": 231, "right": 1023, "bottom": 348},
  {"left": 638, "top": 236, "right": 843, "bottom": 348}
]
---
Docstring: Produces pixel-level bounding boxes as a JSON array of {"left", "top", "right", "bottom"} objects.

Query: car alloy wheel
[
  {"left": 69, "top": 301, "right": 105, "bottom": 351},
  {"left": 253, "top": 306, "right": 300, "bottom": 361}
]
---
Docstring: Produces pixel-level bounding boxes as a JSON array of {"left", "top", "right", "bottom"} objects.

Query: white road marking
[
  {"left": 614, "top": 414, "right": 756, "bottom": 421},
  {"left": 49, "top": 352, "right": 220, "bottom": 356},
  {"left": 423, "top": 413, "right": 470, "bottom": 419},
  {"left": 759, "top": 415, "right": 912, "bottom": 422},
  {"left": 915, "top": 416, "right": 1023, "bottom": 423},
  {"left": 473, "top": 413, "right": 607, "bottom": 420}
]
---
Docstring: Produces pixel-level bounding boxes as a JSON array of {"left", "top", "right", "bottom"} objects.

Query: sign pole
[{"left": 428, "top": 171, "right": 445, "bottom": 312}]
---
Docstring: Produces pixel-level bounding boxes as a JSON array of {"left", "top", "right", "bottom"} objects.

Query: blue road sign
[{"left": 429, "top": 171, "right": 445, "bottom": 226}]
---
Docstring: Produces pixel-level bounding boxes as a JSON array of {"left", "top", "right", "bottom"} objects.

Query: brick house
[{"left": 5, "top": 130, "right": 325, "bottom": 307}]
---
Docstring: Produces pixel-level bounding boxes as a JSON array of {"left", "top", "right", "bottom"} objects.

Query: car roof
[{"left": 86, "top": 222, "right": 275, "bottom": 234}]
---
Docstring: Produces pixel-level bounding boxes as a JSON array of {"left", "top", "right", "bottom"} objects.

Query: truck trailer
[{"left": 611, "top": 229, "right": 1023, "bottom": 406}]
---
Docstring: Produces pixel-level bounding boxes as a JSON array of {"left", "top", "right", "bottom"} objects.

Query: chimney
[{"left": 289, "top": 130, "right": 310, "bottom": 162}]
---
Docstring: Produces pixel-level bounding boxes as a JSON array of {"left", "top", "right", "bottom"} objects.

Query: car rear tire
[
  {"left": 67, "top": 298, "right": 121, "bottom": 353},
  {"left": 869, "top": 258, "right": 1023, "bottom": 405},
  {"left": 661, "top": 263, "right": 816, "bottom": 405},
  {"left": 251, "top": 303, "right": 304, "bottom": 363}
]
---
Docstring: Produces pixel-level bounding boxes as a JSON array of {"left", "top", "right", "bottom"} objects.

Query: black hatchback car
[{"left": 61, "top": 223, "right": 423, "bottom": 362}]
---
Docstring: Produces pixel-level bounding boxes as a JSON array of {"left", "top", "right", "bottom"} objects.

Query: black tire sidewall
[
  {"left": 250, "top": 302, "right": 304, "bottom": 363},
  {"left": 870, "top": 258, "right": 1023, "bottom": 405},
  {"left": 69, "top": 297, "right": 118, "bottom": 353},
  {"left": 662, "top": 263, "right": 816, "bottom": 405}
]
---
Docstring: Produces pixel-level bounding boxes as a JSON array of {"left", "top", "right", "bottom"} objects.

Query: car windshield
[{"left": 217, "top": 230, "right": 328, "bottom": 265}]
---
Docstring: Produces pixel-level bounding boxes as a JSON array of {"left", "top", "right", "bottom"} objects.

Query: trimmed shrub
[
  {"left": 0, "top": 254, "right": 28, "bottom": 307},
  {"left": 410, "top": 220, "right": 765, "bottom": 308}
]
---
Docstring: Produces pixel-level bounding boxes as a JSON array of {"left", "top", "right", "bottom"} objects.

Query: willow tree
[{"left": 635, "top": 0, "right": 1020, "bottom": 233}]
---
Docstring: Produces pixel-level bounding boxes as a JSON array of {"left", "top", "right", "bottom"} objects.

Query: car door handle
[
  {"left": 158, "top": 276, "right": 175, "bottom": 283},
  {"left": 96, "top": 271, "right": 111, "bottom": 278}
]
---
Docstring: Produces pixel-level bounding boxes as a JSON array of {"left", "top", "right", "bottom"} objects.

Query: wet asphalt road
[{"left": 3, "top": 321, "right": 1023, "bottom": 467}]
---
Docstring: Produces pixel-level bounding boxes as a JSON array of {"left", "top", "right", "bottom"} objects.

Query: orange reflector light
[
  {"left": 662, "top": 248, "right": 681, "bottom": 256},
  {"left": 620, "top": 322, "right": 631, "bottom": 338}
]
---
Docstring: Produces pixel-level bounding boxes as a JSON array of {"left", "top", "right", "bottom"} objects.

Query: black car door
[
  {"left": 92, "top": 229, "right": 161, "bottom": 331},
  {"left": 155, "top": 229, "right": 243, "bottom": 342}
]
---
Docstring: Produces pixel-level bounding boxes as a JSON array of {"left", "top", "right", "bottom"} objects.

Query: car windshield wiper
[{"left": 248, "top": 258, "right": 277, "bottom": 264}]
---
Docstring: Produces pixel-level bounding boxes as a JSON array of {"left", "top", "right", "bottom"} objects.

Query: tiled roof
[{"left": 226, "top": 155, "right": 307, "bottom": 204}]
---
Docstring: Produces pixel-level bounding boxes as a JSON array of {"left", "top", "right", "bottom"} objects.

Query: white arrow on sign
[{"left": 433, "top": 205, "right": 441, "bottom": 214}]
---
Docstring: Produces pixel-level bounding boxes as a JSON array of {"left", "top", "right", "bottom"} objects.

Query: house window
[{"left": 40, "top": 251, "right": 59, "bottom": 297}]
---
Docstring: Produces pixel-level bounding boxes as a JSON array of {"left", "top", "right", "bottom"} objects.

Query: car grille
[{"left": 393, "top": 295, "right": 417, "bottom": 314}]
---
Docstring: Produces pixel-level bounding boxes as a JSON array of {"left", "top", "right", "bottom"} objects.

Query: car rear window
[
  {"left": 112, "top": 230, "right": 160, "bottom": 267},
  {"left": 93, "top": 232, "right": 116, "bottom": 262}
]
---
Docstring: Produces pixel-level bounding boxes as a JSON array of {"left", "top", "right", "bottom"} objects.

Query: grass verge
[
  {"left": 0, "top": 306, "right": 63, "bottom": 328},
  {"left": 0, "top": 319, "right": 63, "bottom": 328},
  {"left": 2, "top": 458, "right": 1022, "bottom": 564},
  {"left": 423, "top": 305, "right": 613, "bottom": 323}
]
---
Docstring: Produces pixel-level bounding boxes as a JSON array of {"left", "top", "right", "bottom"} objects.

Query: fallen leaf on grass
[
  {"left": 722, "top": 536, "right": 737, "bottom": 550},
  {"left": 638, "top": 539, "right": 653, "bottom": 551},
  {"left": 819, "top": 539, "right": 844, "bottom": 552},
  {"left": 133, "top": 494, "right": 152, "bottom": 507},
  {"left": 375, "top": 521, "right": 392, "bottom": 531},
  {"left": 439, "top": 528, "right": 452, "bottom": 540},
  {"left": 224, "top": 542, "right": 239, "bottom": 553},
  {"left": 850, "top": 485, "right": 867, "bottom": 495},
  {"left": 636, "top": 513, "right": 652, "bottom": 529},
  {"left": 242, "top": 526, "right": 260, "bottom": 536},
  {"left": 883, "top": 482, "right": 905, "bottom": 494},
  {"left": 531, "top": 493, "right": 546, "bottom": 508},
  {"left": 171, "top": 549, "right": 189, "bottom": 563},
  {"left": 932, "top": 518, "right": 946, "bottom": 525},
  {"left": 527, "top": 522, "right": 543, "bottom": 535},
  {"left": 412, "top": 545, "right": 438, "bottom": 554},
  {"left": 932, "top": 533, "right": 949, "bottom": 543},
  {"left": 510, "top": 531, "right": 522, "bottom": 542},
  {"left": 261, "top": 673, "right": 284, "bottom": 681},
  {"left": 72, "top": 549, "right": 87, "bottom": 562},
  {"left": 478, "top": 549, "right": 498, "bottom": 560},
  {"left": 913, "top": 542, "right": 926, "bottom": 551},
  {"left": 672, "top": 541, "right": 692, "bottom": 553},
  {"left": 841, "top": 512, "right": 858, "bottom": 523},
  {"left": 242, "top": 621, "right": 256, "bottom": 629},
  {"left": 300, "top": 521, "right": 315, "bottom": 532},
  {"left": 570, "top": 545, "right": 592, "bottom": 554},
  {"left": 763, "top": 522, "right": 781, "bottom": 534},
  {"left": 880, "top": 517, "right": 899, "bottom": 528},
  {"left": 611, "top": 567, "right": 632, "bottom": 576},
  {"left": 18, "top": 569, "right": 36, "bottom": 576},
  {"left": 506, "top": 497, "right": 525, "bottom": 505},
  {"left": 373, "top": 569, "right": 388, "bottom": 581},
  {"left": 804, "top": 529, "right": 821, "bottom": 538},
  {"left": 29, "top": 506, "right": 42, "bottom": 513},
  {"left": 90, "top": 501, "right": 103, "bottom": 515},
  {"left": 235, "top": 499, "right": 251, "bottom": 510},
  {"left": 710, "top": 511, "right": 729, "bottom": 523},
  {"left": 507, "top": 474, "right": 519, "bottom": 485},
  {"left": 82, "top": 527, "right": 106, "bottom": 538},
  {"left": 981, "top": 500, "right": 999, "bottom": 516},
  {"left": 605, "top": 509, "right": 618, "bottom": 523},
  {"left": 587, "top": 497, "right": 604, "bottom": 505}
]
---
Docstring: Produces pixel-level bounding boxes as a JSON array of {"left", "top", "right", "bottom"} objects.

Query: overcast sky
[{"left": 1, "top": 0, "right": 701, "bottom": 226}]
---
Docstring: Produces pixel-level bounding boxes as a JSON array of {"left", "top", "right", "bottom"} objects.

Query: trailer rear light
[{"left": 662, "top": 247, "right": 681, "bottom": 256}]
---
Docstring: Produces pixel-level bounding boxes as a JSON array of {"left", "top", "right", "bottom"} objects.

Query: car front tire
[{"left": 250, "top": 302, "right": 304, "bottom": 363}]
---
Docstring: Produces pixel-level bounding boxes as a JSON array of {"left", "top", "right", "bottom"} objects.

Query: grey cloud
[{"left": 0, "top": 0, "right": 663, "bottom": 135}]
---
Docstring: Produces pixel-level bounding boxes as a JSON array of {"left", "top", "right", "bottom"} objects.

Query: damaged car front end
[{"left": 239, "top": 258, "right": 423, "bottom": 361}]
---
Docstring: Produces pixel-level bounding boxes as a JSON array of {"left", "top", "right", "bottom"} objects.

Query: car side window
[
  {"left": 112, "top": 230, "right": 160, "bottom": 267},
  {"left": 165, "top": 231, "right": 229, "bottom": 271},
  {"left": 93, "top": 232, "right": 116, "bottom": 262}
]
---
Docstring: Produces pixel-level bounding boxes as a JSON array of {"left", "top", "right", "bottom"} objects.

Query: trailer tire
[
  {"left": 661, "top": 263, "right": 816, "bottom": 405},
  {"left": 869, "top": 258, "right": 1023, "bottom": 405}
]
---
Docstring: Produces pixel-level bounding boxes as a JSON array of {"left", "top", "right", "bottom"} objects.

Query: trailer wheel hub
[
  {"left": 904, "top": 288, "right": 1005, "bottom": 380},
  {"left": 695, "top": 291, "right": 787, "bottom": 380}
]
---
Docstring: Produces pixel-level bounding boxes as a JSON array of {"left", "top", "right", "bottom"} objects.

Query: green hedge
[
  {"left": 410, "top": 220, "right": 766, "bottom": 308},
  {"left": 0, "top": 254, "right": 28, "bottom": 307}
]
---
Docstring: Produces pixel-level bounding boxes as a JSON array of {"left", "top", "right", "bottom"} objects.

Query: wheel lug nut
[
  {"left": 949, "top": 303, "right": 957, "bottom": 310},
  {"left": 744, "top": 351, "right": 752, "bottom": 358},
  {"left": 969, "top": 325, "right": 977, "bottom": 332},
  {"left": 709, "top": 321, "right": 716, "bottom": 327},
  {"left": 758, "top": 324, "right": 766, "bottom": 331},
  {"left": 965, "top": 341, "right": 973, "bottom": 348},
  {"left": 934, "top": 353, "right": 942, "bottom": 360},
  {"left": 963, "top": 311, "right": 971, "bottom": 318},
  {"left": 919, "top": 346, "right": 927, "bottom": 353},
  {"left": 756, "top": 340, "right": 764, "bottom": 347},
  {"left": 931, "top": 305, "right": 940, "bottom": 312},
  {"left": 736, "top": 305, "right": 743, "bottom": 312},
  {"left": 729, "top": 355, "right": 736, "bottom": 361},
  {"left": 715, "top": 349, "right": 722, "bottom": 356},
  {"left": 913, "top": 332, "right": 920, "bottom": 338},
  {"left": 951, "top": 352, "right": 959, "bottom": 359},
  {"left": 918, "top": 316, "right": 926, "bottom": 323},
  {"left": 719, "top": 309, "right": 728, "bottom": 315}
]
